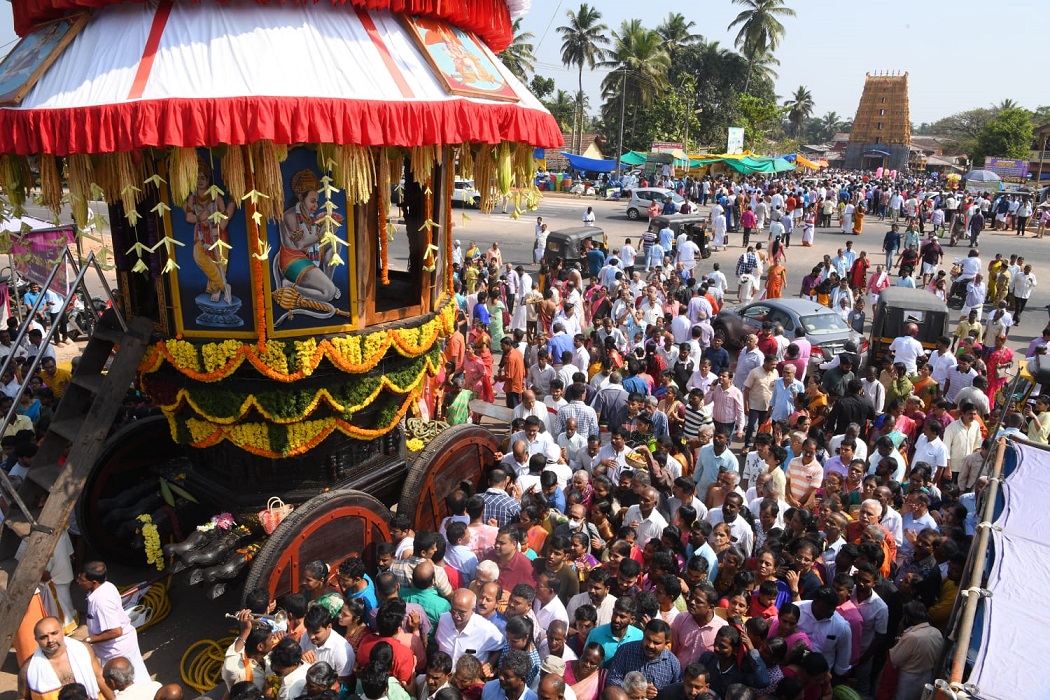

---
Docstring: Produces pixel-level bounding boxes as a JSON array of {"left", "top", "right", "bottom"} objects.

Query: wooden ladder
[{"left": 0, "top": 309, "right": 154, "bottom": 653}]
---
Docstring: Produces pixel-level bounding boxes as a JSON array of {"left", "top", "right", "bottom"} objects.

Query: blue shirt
[
  {"left": 659, "top": 227, "right": 674, "bottom": 251},
  {"left": 695, "top": 444, "right": 739, "bottom": 498},
  {"left": 346, "top": 574, "right": 378, "bottom": 618},
  {"left": 586, "top": 249, "right": 606, "bottom": 277},
  {"left": 702, "top": 347, "right": 730, "bottom": 375},
  {"left": 546, "top": 487, "right": 567, "bottom": 514},
  {"left": 474, "top": 303, "right": 491, "bottom": 325},
  {"left": 547, "top": 333, "right": 574, "bottom": 364},
  {"left": 481, "top": 680, "right": 537, "bottom": 700},
  {"left": 770, "top": 378, "right": 804, "bottom": 422},
  {"left": 586, "top": 623, "right": 644, "bottom": 668}
]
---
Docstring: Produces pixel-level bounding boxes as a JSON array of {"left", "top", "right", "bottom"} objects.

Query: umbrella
[{"left": 964, "top": 169, "right": 1001, "bottom": 182}]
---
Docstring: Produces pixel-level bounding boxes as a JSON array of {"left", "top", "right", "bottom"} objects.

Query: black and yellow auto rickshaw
[
  {"left": 648, "top": 215, "right": 711, "bottom": 259},
  {"left": 543, "top": 226, "right": 608, "bottom": 276},
  {"left": 867, "top": 287, "right": 950, "bottom": 369}
]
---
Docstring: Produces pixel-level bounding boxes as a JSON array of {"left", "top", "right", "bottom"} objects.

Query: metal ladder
[{"left": 0, "top": 249, "right": 154, "bottom": 654}]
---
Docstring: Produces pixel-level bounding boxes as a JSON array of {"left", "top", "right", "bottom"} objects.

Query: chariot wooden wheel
[
  {"left": 397, "top": 424, "right": 499, "bottom": 532},
  {"left": 78, "top": 415, "right": 184, "bottom": 564},
  {"left": 242, "top": 489, "right": 391, "bottom": 603}
]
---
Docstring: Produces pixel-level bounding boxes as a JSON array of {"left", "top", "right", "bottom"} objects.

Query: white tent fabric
[
  {"left": 15, "top": 3, "right": 548, "bottom": 111},
  {"left": 963, "top": 442, "right": 1050, "bottom": 699}
]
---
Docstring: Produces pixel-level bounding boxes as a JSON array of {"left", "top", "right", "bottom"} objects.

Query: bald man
[
  {"left": 538, "top": 673, "right": 578, "bottom": 700},
  {"left": 152, "top": 685, "right": 184, "bottom": 700},
  {"left": 19, "top": 617, "right": 113, "bottom": 700},
  {"left": 434, "top": 589, "right": 503, "bottom": 665},
  {"left": 103, "top": 657, "right": 161, "bottom": 700},
  {"left": 621, "top": 487, "right": 669, "bottom": 547},
  {"left": 400, "top": 560, "right": 451, "bottom": 631}
]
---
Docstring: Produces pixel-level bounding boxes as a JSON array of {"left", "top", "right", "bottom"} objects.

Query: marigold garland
[
  {"left": 140, "top": 301, "right": 455, "bottom": 382},
  {"left": 149, "top": 349, "right": 441, "bottom": 425},
  {"left": 167, "top": 386, "right": 424, "bottom": 458},
  {"left": 137, "top": 514, "right": 164, "bottom": 571}
]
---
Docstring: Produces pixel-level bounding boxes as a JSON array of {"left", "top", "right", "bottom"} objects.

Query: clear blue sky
[
  {"left": 519, "top": 0, "right": 1043, "bottom": 126},
  {"left": 0, "top": 0, "right": 1039, "bottom": 127}
]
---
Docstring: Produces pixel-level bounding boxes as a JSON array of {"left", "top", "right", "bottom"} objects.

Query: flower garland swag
[
  {"left": 146, "top": 347, "right": 442, "bottom": 425},
  {"left": 167, "top": 387, "right": 422, "bottom": 458},
  {"left": 140, "top": 299, "right": 455, "bottom": 383}
]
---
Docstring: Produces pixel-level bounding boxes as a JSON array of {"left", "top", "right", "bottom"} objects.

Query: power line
[{"left": 532, "top": 0, "right": 564, "bottom": 54}]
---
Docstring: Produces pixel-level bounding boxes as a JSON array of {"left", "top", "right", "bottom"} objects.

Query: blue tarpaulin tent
[{"left": 560, "top": 152, "right": 617, "bottom": 173}]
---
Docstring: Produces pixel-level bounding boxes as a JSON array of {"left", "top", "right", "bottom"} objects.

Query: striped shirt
[{"left": 553, "top": 401, "right": 600, "bottom": 439}]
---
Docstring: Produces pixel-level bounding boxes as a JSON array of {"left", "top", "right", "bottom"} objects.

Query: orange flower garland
[{"left": 244, "top": 157, "right": 269, "bottom": 345}]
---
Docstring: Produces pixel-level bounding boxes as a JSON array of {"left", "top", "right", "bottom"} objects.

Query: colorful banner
[
  {"left": 11, "top": 225, "right": 74, "bottom": 294},
  {"left": 985, "top": 158, "right": 1029, "bottom": 180},
  {"left": 726, "top": 127, "right": 745, "bottom": 155}
]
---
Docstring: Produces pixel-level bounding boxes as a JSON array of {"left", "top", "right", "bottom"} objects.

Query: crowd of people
[{"left": 17, "top": 171, "right": 1047, "bottom": 700}]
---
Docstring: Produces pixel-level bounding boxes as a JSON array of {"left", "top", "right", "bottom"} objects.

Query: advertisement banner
[
  {"left": 727, "top": 127, "right": 745, "bottom": 155},
  {"left": 985, "top": 158, "right": 1029, "bottom": 180},
  {"left": 650, "top": 141, "right": 683, "bottom": 153},
  {"left": 11, "top": 225, "right": 74, "bottom": 295}
]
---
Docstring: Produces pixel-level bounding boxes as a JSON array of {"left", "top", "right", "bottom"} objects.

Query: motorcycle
[
  {"left": 66, "top": 291, "right": 108, "bottom": 341},
  {"left": 947, "top": 258, "right": 967, "bottom": 308}
]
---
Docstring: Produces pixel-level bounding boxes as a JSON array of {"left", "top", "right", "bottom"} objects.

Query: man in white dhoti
[{"left": 77, "top": 561, "right": 150, "bottom": 684}]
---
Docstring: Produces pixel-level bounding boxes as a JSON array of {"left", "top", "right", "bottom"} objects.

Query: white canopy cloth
[
  {"left": 0, "top": 1, "right": 562, "bottom": 155},
  {"left": 961, "top": 441, "right": 1050, "bottom": 699}
]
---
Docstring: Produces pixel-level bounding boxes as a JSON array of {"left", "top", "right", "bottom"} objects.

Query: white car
[
  {"left": 626, "top": 187, "right": 684, "bottom": 220},
  {"left": 451, "top": 179, "right": 481, "bottom": 207}
]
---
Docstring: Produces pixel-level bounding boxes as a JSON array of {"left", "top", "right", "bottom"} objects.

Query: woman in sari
[
  {"left": 866, "top": 263, "right": 890, "bottom": 307},
  {"left": 485, "top": 290, "right": 506, "bottom": 353},
  {"left": 770, "top": 236, "right": 787, "bottom": 266},
  {"left": 337, "top": 598, "right": 370, "bottom": 653},
  {"left": 463, "top": 342, "right": 494, "bottom": 407},
  {"left": 564, "top": 643, "right": 605, "bottom": 700},
  {"left": 852, "top": 203, "right": 865, "bottom": 234},
  {"left": 803, "top": 376, "right": 829, "bottom": 430},
  {"left": 765, "top": 259, "right": 787, "bottom": 300},
  {"left": 985, "top": 334, "right": 1014, "bottom": 410},
  {"left": 849, "top": 251, "right": 870, "bottom": 293},
  {"left": 468, "top": 320, "right": 493, "bottom": 376},
  {"left": 801, "top": 209, "right": 816, "bottom": 246}
]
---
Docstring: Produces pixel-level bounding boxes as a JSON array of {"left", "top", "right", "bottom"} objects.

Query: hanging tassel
[
  {"left": 168, "top": 146, "right": 199, "bottom": 206},
  {"left": 221, "top": 145, "right": 246, "bottom": 208},
  {"left": 38, "top": 154, "right": 63, "bottom": 213},
  {"left": 251, "top": 140, "right": 284, "bottom": 222},
  {"left": 67, "top": 154, "right": 93, "bottom": 229},
  {"left": 378, "top": 154, "right": 390, "bottom": 285}
]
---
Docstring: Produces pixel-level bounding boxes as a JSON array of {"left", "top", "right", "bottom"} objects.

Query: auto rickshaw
[
  {"left": 867, "top": 287, "right": 950, "bottom": 369},
  {"left": 543, "top": 226, "right": 608, "bottom": 275},
  {"left": 648, "top": 215, "right": 711, "bottom": 259},
  {"left": 995, "top": 359, "right": 1038, "bottom": 412}
]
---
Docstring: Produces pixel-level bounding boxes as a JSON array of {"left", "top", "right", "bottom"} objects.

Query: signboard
[
  {"left": 11, "top": 225, "right": 74, "bottom": 295},
  {"left": 727, "top": 127, "right": 744, "bottom": 155},
  {"left": 985, "top": 157, "right": 1029, "bottom": 180},
  {"left": 650, "top": 141, "right": 683, "bottom": 153}
]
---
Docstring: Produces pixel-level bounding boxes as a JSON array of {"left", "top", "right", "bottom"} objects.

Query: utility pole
[{"left": 616, "top": 65, "right": 627, "bottom": 180}]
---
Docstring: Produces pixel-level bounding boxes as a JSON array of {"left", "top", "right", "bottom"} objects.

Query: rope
[{"left": 180, "top": 636, "right": 235, "bottom": 694}]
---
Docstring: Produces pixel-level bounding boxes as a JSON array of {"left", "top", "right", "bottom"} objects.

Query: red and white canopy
[{"left": 0, "top": 0, "right": 562, "bottom": 155}]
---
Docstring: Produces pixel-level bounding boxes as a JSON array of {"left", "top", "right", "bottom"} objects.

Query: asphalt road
[{"left": 3, "top": 191, "right": 1047, "bottom": 693}]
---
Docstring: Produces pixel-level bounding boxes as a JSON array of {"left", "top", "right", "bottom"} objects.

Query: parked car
[
  {"left": 626, "top": 188, "right": 684, "bottom": 220},
  {"left": 451, "top": 178, "right": 481, "bottom": 207},
  {"left": 543, "top": 226, "right": 607, "bottom": 277},
  {"left": 713, "top": 298, "right": 867, "bottom": 363}
]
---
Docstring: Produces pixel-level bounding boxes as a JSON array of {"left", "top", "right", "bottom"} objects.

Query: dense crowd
[{"left": 17, "top": 173, "right": 1049, "bottom": 700}]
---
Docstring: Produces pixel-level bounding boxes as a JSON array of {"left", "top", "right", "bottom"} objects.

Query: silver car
[
  {"left": 626, "top": 187, "right": 684, "bottom": 220},
  {"left": 713, "top": 298, "right": 868, "bottom": 361}
]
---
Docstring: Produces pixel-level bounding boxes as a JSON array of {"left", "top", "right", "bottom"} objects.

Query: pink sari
[{"left": 564, "top": 664, "right": 604, "bottom": 700}]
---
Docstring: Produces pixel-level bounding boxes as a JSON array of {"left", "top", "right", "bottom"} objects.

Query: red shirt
[
  {"left": 487, "top": 551, "right": 536, "bottom": 591},
  {"left": 757, "top": 334, "right": 779, "bottom": 358},
  {"left": 501, "top": 347, "right": 525, "bottom": 393},
  {"left": 357, "top": 634, "right": 416, "bottom": 683}
]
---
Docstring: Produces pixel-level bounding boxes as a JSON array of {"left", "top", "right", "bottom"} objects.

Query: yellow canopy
[{"left": 795, "top": 155, "right": 825, "bottom": 170}]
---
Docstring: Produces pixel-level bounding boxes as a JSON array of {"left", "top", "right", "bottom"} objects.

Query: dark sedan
[{"left": 713, "top": 298, "right": 868, "bottom": 362}]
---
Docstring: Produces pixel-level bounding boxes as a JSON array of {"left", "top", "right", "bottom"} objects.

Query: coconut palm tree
[
  {"left": 498, "top": 19, "right": 535, "bottom": 82},
  {"left": 994, "top": 98, "right": 1020, "bottom": 112},
  {"left": 658, "top": 12, "right": 701, "bottom": 65},
  {"left": 558, "top": 3, "right": 609, "bottom": 154},
  {"left": 600, "top": 20, "right": 671, "bottom": 145},
  {"left": 784, "top": 85, "right": 814, "bottom": 139},
  {"left": 817, "top": 111, "right": 842, "bottom": 141},
  {"left": 545, "top": 90, "right": 577, "bottom": 131},
  {"left": 727, "top": 0, "right": 796, "bottom": 93}
]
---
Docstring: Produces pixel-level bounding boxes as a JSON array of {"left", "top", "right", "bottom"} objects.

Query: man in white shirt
[
  {"left": 533, "top": 571, "right": 570, "bottom": 630},
  {"left": 436, "top": 589, "right": 503, "bottom": 665},
  {"left": 704, "top": 493, "right": 755, "bottom": 556},
  {"left": 300, "top": 606, "right": 355, "bottom": 682},
  {"left": 513, "top": 395, "right": 551, "bottom": 432},
  {"left": 927, "top": 337, "right": 957, "bottom": 386},
  {"left": 796, "top": 592, "right": 853, "bottom": 678},
  {"left": 888, "top": 323, "right": 924, "bottom": 376},
  {"left": 102, "top": 657, "right": 162, "bottom": 700},
  {"left": 911, "top": 422, "right": 948, "bottom": 484},
  {"left": 941, "top": 403, "right": 982, "bottom": 483},
  {"left": 621, "top": 487, "right": 668, "bottom": 546},
  {"left": 510, "top": 417, "right": 561, "bottom": 463}
]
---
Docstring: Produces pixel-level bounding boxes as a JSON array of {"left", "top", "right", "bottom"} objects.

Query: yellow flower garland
[
  {"left": 137, "top": 514, "right": 164, "bottom": 571},
  {"left": 169, "top": 384, "right": 424, "bottom": 458},
  {"left": 141, "top": 299, "right": 455, "bottom": 383}
]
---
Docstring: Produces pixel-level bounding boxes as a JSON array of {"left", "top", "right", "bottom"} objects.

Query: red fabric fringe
[
  {"left": 12, "top": 0, "right": 514, "bottom": 50},
  {"left": 0, "top": 95, "right": 564, "bottom": 156}
]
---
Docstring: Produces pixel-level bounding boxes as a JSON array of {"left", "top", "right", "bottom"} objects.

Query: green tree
[
  {"left": 727, "top": 0, "right": 796, "bottom": 94},
  {"left": 498, "top": 19, "right": 535, "bottom": 82},
  {"left": 784, "top": 85, "right": 814, "bottom": 139},
  {"left": 972, "top": 108, "right": 1034, "bottom": 165},
  {"left": 544, "top": 90, "right": 577, "bottom": 131},
  {"left": 658, "top": 12, "right": 702, "bottom": 66},
  {"left": 558, "top": 4, "right": 609, "bottom": 154},
  {"left": 994, "top": 99, "right": 1020, "bottom": 112},
  {"left": 529, "top": 75, "right": 555, "bottom": 101},
  {"left": 600, "top": 20, "right": 670, "bottom": 150},
  {"left": 737, "top": 94, "right": 784, "bottom": 148},
  {"left": 816, "top": 111, "right": 842, "bottom": 141}
]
